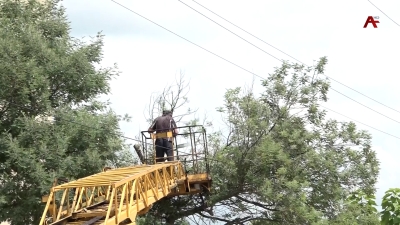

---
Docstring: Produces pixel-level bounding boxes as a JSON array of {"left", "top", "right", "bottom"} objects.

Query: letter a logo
[{"left": 363, "top": 16, "right": 379, "bottom": 28}]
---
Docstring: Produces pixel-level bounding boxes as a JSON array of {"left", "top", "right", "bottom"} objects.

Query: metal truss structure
[{"left": 39, "top": 125, "right": 211, "bottom": 225}]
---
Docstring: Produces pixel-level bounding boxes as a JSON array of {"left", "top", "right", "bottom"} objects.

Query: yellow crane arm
[{"left": 39, "top": 162, "right": 211, "bottom": 225}]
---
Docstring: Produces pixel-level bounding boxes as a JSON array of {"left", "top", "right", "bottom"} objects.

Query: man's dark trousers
[{"left": 155, "top": 138, "right": 173, "bottom": 162}]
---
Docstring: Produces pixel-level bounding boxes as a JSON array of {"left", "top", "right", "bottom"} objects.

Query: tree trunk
[
  {"left": 133, "top": 144, "right": 145, "bottom": 164},
  {"left": 165, "top": 217, "right": 176, "bottom": 225}
]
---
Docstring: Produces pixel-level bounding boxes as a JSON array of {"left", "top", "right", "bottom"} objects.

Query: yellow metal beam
[{"left": 40, "top": 161, "right": 211, "bottom": 225}]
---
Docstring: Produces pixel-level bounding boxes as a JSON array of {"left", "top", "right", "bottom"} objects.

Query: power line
[
  {"left": 189, "top": 0, "right": 304, "bottom": 66},
  {"left": 320, "top": 105, "right": 400, "bottom": 140},
  {"left": 178, "top": 0, "right": 400, "bottom": 126},
  {"left": 330, "top": 88, "right": 400, "bottom": 125},
  {"left": 2, "top": 103, "right": 177, "bottom": 152},
  {"left": 4, "top": 103, "right": 141, "bottom": 143},
  {"left": 185, "top": 0, "right": 400, "bottom": 115},
  {"left": 367, "top": 0, "right": 400, "bottom": 26},
  {"left": 110, "top": 0, "right": 400, "bottom": 141},
  {"left": 179, "top": 1, "right": 283, "bottom": 62},
  {"left": 3, "top": 102, "right": 397, "bottom": 173},
  {"left": 3, "top": 102, "right": 227, "bottom": 164},
  {"left": 110, "top": 0, "right": 261, "bottom": 80}
]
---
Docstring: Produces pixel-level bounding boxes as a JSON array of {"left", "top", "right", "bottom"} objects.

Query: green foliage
[
  {"left": 0, "top": 0, "right": 116, "bottom": 125},
  {"left": 347, "top": 190, "right": 378, "bottom": 214},
  {"left": 136, "top": 214, "right": 190, "bottom": 225},
  {"left": 0, "top": 107, "right": 134, "bottom": 224},
  {"left": 381, "top": 188, "right": 400, "bottom": 225},
  {"left": 139, "top": 58, "right": 380, "bottom": 224},
  {"left": 321, "top": 203, "right": 380, "bottom": 225},
  {"left": 0, "top": 1, "right": 381, "bottom": 224},
  {"left": 325, "top": 190, "right": 380, "bottom": 225},
  {"left": 205, "top": 58, "right": 380, "bottom": 224},
  {"left": 0, "top": 0, "right": 133, "bottom": 224}
]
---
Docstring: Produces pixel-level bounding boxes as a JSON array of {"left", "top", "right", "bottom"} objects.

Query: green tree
[
  {"left": 381, "top": 188, "right": 400, "bottom": 225},
  {"left": 144, "top": 57, "right": 380, "bottom": 224},
  {"left": 136, "top": 214, "right": 190, "bottom": 225},
  {"left": 0, "top": 0, "right": 134, "bottom": 224},
  {"left": 204, "top": 57, "right": 379, "bottom": 224},
  {"left": 324, "top": 190, "right": 380, "bottom": 225}
]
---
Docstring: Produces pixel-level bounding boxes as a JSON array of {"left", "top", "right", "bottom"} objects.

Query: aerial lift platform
[{"left": 39, "top": 125, "right": 211, "bottom": 225}]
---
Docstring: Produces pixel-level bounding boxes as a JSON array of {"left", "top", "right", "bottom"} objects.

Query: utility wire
[
  {"left": 320, "top": 105, "right": 400, "bottom": 140},
  {"left": 4, "top": 101, "right": 399, "bottom": 161},
  {"left": 110, "top": 0, "right": 262, "bottom": 79},
  {"left": 189, "top": 0, "right": 304, "bottom": 66},
  {"left": 4, "top": 102, "right": 226, "bottom": 164},
  {"left": 367, "top": 0, "right": 400, "bottom": 26},
  {"left": 109, "top": 0, "right": 400, "bottom": 140},
  {"left": 3, "top": 102, "right": 179, "bottom": 152},
  {"left": 111, "top": 0, "right": 400, "bottom": 136},
  {"left": 4, "top": 103, "right": 141, "bottom": 143},
  {"left": 330, "top": 88, "right": 400, "bottom": 125},
  {"left": 184, "top": 0, "right": 400, "bottom": 115},
  {"left": 178, "top": 1, "right": 283, "bottom": 62}
]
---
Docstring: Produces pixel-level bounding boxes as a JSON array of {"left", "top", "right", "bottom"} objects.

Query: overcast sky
[{"left": 61, "top": 0, "right": 400, "bottom": 216}]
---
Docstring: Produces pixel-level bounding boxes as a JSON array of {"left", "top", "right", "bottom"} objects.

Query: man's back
[
  {"left": 147, "top": 110, "right": 178, "bottom": 162},
  {"left": 151, "top": 115, "right": 175, "bottom": 133}
]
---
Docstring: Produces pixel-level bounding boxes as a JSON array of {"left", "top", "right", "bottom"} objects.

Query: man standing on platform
[{"left": 148, "top": 109, "right": 178, "bottom": 162}]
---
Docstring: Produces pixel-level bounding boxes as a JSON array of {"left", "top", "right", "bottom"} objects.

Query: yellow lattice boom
[{"left": 39, "top": 162, "right": 211, "bottom": 225}]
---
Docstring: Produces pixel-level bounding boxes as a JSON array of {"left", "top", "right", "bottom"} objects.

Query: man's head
[{"left": 162, "top": 109, "right": 172, "bottom": 116}]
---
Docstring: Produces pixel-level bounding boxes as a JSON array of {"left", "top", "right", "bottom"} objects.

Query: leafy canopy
[
  {"left": 141, "top": 58, "right": 380, "bottom": 224},
  {"left": 0, "top": 0, "right": 133, "bottom": 224},
  {"left": 0, "top": 0, "right": 383, "bottom": 223},
  {"left": 381, "top": 188, "right": 400, "bottom": 225},
  {"left": 207, "top": 57, "right": 379, "bottom": 224}
]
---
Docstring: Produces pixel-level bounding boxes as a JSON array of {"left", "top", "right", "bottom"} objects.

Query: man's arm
[
  {"left": 148, "top": 119, "right": 157, "bottom": 133},
  {"left": 171, "top": 119, "right": 178, "bottom": 136}
]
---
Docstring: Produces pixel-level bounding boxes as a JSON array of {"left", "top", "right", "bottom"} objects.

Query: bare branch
[{"left": 143, "top": 71, "right": 197, "bottom": 127}]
